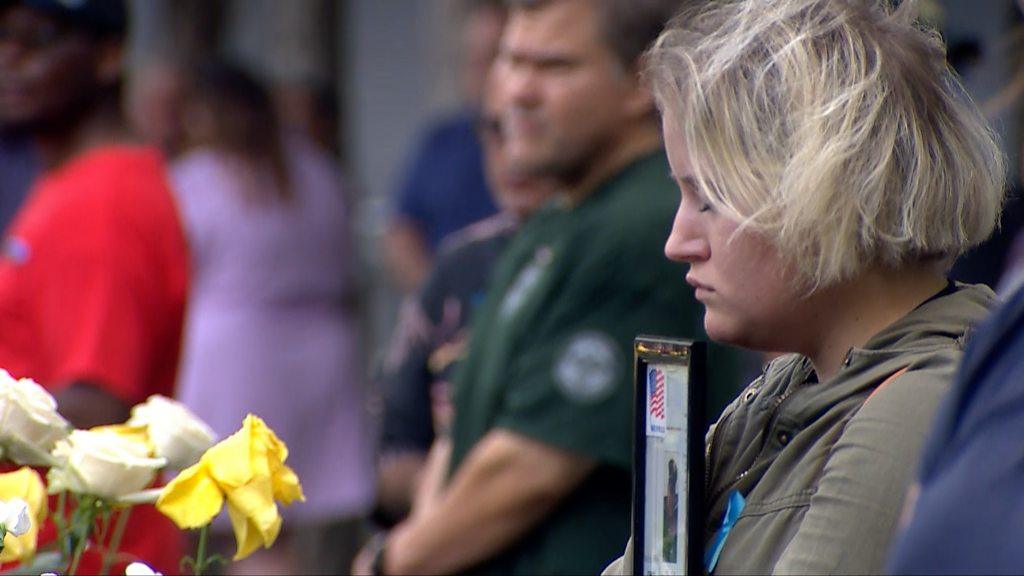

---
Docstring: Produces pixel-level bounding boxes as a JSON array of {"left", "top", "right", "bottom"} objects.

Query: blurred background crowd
[{"left": 2, "top": 0, "right": 1024, "bottom": 574}]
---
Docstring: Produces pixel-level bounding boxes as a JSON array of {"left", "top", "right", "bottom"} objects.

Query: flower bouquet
[{"left": 0, "top": 370, "right": 304, "bottom": 575}]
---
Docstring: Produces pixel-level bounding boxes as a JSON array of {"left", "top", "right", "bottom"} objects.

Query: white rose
[
  {"left": 48, "top": 430, "right": 166, "bottom": 500},
  {"left": 0, "top": 370, "right": 69, "bottom": 465},
  {"left": 0, "top": 498, "right": 30, "bottom": 536},
  {"left": 127, "top": 395, "right": 215, "bottom": 470}
]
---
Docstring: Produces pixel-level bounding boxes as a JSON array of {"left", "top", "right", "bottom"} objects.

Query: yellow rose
[
  {"left": 156, "top": 415, "right": 304, "bottom": 560},
  {"left": 0, "top": 370, "right": 69, "bottom": 466},
  {"left": 0, "top": 467, "right": 46, "bottom": 562},
  {"left": 127, "top": 395, "right": 216, "bottom": 470},
  {"left": 48, "top": 429, "right": 166, "bottom": 499}
]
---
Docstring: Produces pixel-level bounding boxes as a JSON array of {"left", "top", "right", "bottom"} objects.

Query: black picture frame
[{"left": 632, "top": 336, "right": 706, "bottom": 576}]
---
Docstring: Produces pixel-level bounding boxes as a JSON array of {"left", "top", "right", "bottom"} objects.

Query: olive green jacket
[{"left": 604, "top": 283, "right": 996, "bottom": 575}]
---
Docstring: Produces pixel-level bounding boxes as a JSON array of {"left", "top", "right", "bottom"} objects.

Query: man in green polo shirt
[{"left": 360, "top": 1, "right": 748, "bottom": 574}]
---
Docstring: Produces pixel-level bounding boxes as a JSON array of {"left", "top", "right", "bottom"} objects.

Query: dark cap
[{"left": 1, "top": 0, "right": 127, "bottom": 37}]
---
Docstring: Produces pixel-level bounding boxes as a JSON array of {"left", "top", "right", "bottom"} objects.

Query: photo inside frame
[{"left": 632, "top": 337, "right": 706, "bottom": 576}]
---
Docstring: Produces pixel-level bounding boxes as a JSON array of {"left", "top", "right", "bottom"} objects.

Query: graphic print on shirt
[{"left": 1, "top": 237, "right": 30, "bottom": 266}]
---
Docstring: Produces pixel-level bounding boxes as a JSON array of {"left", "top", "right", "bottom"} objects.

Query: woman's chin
[
  {"left": 704, "top": 315, "right": 761, "bottom": 351},
  {"left": 704, "top": 316, "right": 741, "bottom": 346}
]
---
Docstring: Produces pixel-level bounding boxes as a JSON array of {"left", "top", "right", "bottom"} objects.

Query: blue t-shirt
[{"left": 394, "top": 110, "right": 497, "bottom": 249}]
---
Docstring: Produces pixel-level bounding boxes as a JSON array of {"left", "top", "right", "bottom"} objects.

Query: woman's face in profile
[{"left": 661, "top": 117, "right": 805, "bottom": 352}]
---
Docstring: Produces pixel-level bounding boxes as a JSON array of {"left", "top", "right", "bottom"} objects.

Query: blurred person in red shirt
[{"left": 0, "top": 0, "right": 187, "bottom": 572}]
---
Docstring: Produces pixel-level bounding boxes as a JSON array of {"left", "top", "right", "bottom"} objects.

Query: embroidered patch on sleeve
[{"left": 553, "top": 331, "right": 621, "bottom": 404}]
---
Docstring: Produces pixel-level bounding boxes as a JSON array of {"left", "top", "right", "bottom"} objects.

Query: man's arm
[{"left": 382, "top": 429, "right": 597, "bottom": 575}]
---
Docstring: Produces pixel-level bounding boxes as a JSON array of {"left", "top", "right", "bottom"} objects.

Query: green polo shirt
[{"left": 448, "top": 151, "right": 740, "bottom": 575}]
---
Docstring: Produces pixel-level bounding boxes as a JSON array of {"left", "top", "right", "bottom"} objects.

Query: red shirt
[{"left": 0, "top": 146, "right": 189, "bottom": 573}]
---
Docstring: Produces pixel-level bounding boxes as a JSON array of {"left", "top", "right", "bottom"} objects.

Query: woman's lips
[
  {"left": 686, "top": 274, "right": 712, "bottom": 291},
  {"left": 686, "top": 275, "right": 713, "bottom": 301}
]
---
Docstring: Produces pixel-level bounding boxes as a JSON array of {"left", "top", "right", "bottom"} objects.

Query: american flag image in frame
[{"left": 632, "top": 336, "right": 706, "bottom": 576}]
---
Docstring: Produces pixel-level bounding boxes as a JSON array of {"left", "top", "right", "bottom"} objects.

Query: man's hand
[
  {"left": 376, "top": 451, "right": 428, "bottom": 522},
  {"left": 410, "top": 437, "right": 451, "bottom": 519}
]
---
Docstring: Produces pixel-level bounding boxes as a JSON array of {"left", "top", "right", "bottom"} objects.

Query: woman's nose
[{"left": 664, "top": 208, "right": 710, "bottom": 263}]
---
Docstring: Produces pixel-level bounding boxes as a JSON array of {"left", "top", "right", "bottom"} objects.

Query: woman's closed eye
[{"left": 674, "top": 174, "right": 715, "bottom": 214}]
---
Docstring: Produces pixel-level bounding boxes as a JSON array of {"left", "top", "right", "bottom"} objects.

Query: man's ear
[
  {"left": 622, "top": 62, "right": 656, "bottom": 119},
  {"left": 96, "top": 41, "right": 125, "bottom": 86}
]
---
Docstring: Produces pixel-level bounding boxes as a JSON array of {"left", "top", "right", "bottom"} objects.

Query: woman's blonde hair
[{"left": 647, "top": 0, "right": 1006, "bottom": 289}]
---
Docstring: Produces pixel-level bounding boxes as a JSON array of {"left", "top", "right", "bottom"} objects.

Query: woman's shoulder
[
  {"left": 169, "top": 148, "right": 240, "bottom": 195},
  {"left": 854, "top": 359, "right": 956, "bottom": 430},
  {"left": 284, "top": 134, "right": 346, "bottom": 186},
  {"left": 171, "top": 148, "right": 226, "bottom": 173}
]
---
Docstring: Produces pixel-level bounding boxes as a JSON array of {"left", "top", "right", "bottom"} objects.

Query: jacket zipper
[
  {"left": 707, "top": 373, "right": 799, "bottom": 513},
  {"left": 705, "top": 363, "right": 771, "bottom": 523}
]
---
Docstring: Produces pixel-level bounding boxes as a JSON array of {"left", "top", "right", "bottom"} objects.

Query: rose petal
[
  {"left": 3, "top": 499, "right": 31, "bottom": 536},
  {"left": 226, "top": 499, "right": 280, "bottom": 561},
  {"left": 156, "top": 463, "right": 224, "bottom": 530},
  {"left": 125, "top": 561, "right": 163, "bottom": 575}
]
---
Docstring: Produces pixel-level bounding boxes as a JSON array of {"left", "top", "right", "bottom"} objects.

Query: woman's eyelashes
[{"left": 673, "top": 172, "right": 717, "bottom": 215}]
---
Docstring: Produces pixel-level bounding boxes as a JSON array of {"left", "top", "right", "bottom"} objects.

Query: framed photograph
[{"left": 632, "top": 336, "right": 706, "bottom": 576}]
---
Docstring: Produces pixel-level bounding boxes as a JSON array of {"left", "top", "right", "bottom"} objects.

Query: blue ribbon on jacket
[{"left": 704, "top": 489, "right": 746, "bottom": 573}]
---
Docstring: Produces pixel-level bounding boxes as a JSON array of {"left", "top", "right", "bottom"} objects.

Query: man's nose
[{"left": 503, "top": 64, "right": 541, "bottom": 106}]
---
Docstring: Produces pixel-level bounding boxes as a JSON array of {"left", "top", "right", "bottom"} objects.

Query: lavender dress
[{"left": 171, "top": 137, "right": 373, "bottom": 524}]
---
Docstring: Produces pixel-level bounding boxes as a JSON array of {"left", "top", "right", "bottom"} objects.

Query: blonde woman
[{"left": 605, "top": 0, "right": 1005, "bottom": 573}]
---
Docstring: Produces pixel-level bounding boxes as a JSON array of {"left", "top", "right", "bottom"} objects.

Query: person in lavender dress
[{"left": 170, "top": 61, "right": 371, "bottom": 575}]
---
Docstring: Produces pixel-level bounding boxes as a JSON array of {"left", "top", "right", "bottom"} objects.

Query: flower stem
[
  {"left": 67, "top": 533, "right": 87, "bottom": 576},
  {"left": 54, "top": 491, "right": 67, "bottom": 559},
  {"left": 100, "top": 506, "right": 132, "bottom": 575},
  {"left": 66, "top": 496, "right": 99, "bottom": 576},
  {"left": 96, "top": 508, "right": 112, "bottom": 549},
  {"left": 194, "top": 524, "right": 210, "bottom": 576},
  {"left": 56, "top": 491, "right": 66, "bottom": 524}
]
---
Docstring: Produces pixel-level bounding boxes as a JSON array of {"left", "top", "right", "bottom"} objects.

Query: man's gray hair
[{"left": 505, "top": 0, "right": 683, "bottom": 67}]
